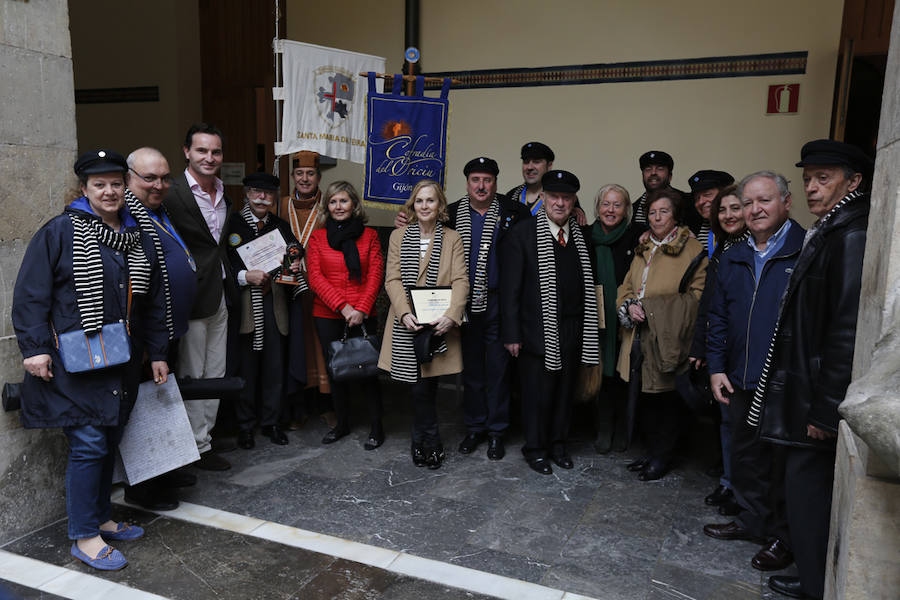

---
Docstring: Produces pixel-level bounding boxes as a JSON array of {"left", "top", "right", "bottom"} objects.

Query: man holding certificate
[
  {"left": 379, "top": 180, "right": 468, "bottom": 470},
  {"left": 501, "top": 170, "right": 600, "bottom": 475},
  {"left": 225, "top": 172, "right": 305, "bottom": 449}
]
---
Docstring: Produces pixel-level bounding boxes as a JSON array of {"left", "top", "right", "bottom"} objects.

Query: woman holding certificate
[
  {"left": 378, "top": 180, "right": 469, "bottom": 470},
  {"left": 306, "top": 182, "right": 385, "bottom": 449}
]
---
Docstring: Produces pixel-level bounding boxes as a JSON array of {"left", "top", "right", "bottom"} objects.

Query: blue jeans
[
  {"left": 63, "top": 425, "right": 121, "bottom": 539},
  {"left": 719, "top": 402, "right": 732, "bottom": 489}
]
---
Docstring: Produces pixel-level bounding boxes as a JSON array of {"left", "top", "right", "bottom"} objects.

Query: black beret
[
  {"left": 520, "top": 142, "right": 555, "bottom": 162},
  {"left": 796, "top": 139, "right": 874, "bottom": 176},
  {"left": 463, "top": 156, "right": 499, "bottom": 177},
  {"left": 639, "top": 150, "right": 674, "bottom": 170},
  {"left": 541, "top": 169, "right": 580, "bottom": 194},
  {"left": 74, "top": 149, "right": 127, "bottom": 177},
  {"left": 243, "top": 172, "right": 280, "bottom": 190},
  {"left": 688, "top": 170, "right": 735, "bottom": 193}
]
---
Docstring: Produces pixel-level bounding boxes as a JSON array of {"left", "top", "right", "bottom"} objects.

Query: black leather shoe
[
  {"left": 705, "top": 484, "right": 733, "bottom": 506},
  {"left": 363, "top": 431, "right": 384, "bottom": 451},
  {"left": 486, "top": 437, "right": 505, "bottom": 460},
  {"left": 718, "top": 497, "right": 742, "bottom": 516},
  {"left": 322, "top": 427, "right": 349, "bottom": 444},
  {"left": 458, "top": 432, "right": 487, "bottom": 454},
  {"left": 411, "top": 445, "right": 427, "bottom": 467},
  {"left": 626, "top": 457, "right": 650, "bottom": 471},
  {"left": 768, "top": 575, "right": 809, "bottom": 598},
  {"left": 158, "top": 468, "right": 197, "bottom": 488},
  {"left": 237, "top": 429, "right": 255, "bottom": 450},
  {"left": 124, "top": 485, "right": 179, "bottom": 511},
  {"left": 752, "top": 538, "right": 794, "bottom": 571},
  {"left": 194, "top": 451, "right": 231, "bottom": 471},
  {"left": 551, "top": 453, "right": 574, "bottom": 469},
  {"left": 638, "top": 461, "right": 668, "bottom": 481},
  {"left": 425, "top": 447, "right": 445, "bottom": 470},
  {"left": 262, "top": 425, "right": 289, "bottom": 445},
  {"left": 703, "top": 521, "right": 753, "bottom": 541},
  {"left": 527, "top": 458, "right": 553, "bottom": 475}
]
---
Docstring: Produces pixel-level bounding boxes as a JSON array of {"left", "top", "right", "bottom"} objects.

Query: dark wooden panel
[{"left": 840, "top": 0, "right": 894, "bottom": 56}]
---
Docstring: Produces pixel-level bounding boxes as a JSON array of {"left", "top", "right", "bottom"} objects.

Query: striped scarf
[
  {"left": 240, "top": 203, "right": 267, "bottom": 351},
  {"left": 535, "top": 210, "right": 600, "bottom": 371},
  {"left": 747, "top": 189, "right": 863, "bottom": 428},
  {"left": 633, "top": 192, "right": 648, "bottom": 224},
  {"left": 389, "top": 222, "right": 447, "bottom": 383},
  {"left": 453, "top": 196, "right": 499, "bottom": 313},
  {"left": 124, "top": 189, "right": 175, "bottom": 340},
  {"left": 69, "top": 209, "right": 151, "bottom": 334}
]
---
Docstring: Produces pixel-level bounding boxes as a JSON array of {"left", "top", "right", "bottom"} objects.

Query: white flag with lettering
[{"left": 275, "top": 40, "right": 385, "bottom": 164}]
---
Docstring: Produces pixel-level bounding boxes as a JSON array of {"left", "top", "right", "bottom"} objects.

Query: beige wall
[
  {"left": 286, "top": 0, "right": 844, "bottom": 227},
  {"left": 69, "top": 0, "right": 201, "bottom": 173}
]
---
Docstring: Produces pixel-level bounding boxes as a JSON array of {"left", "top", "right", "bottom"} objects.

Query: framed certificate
[
  {"left": 409, "top": 286, "right": 452, "bottom": 324},
  {"left": 236, "top": 229, "right": 287, "bottom": 274}
]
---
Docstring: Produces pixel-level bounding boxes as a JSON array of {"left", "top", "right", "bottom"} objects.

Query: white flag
[{"left": 275, "top": 40, "right": 385, "bottom": 164}]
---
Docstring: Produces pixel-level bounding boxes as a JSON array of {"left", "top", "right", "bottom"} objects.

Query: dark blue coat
[
  {"left": 706, "top": 219, "right": 804, "bottom": 390},
  {"left": 12, "top": 202, "right": 168, "bottom": 429}
]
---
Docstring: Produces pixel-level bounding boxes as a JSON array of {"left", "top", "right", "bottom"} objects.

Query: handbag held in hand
[{"left": 325, "top": 322, "right": 380, "bottom": 382}]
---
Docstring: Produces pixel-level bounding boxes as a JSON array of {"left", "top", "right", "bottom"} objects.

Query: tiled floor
[{"left": 1, "top": 381, "right": 798, "bottom": 599}]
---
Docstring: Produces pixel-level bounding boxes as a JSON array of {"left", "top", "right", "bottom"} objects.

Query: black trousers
[
  {"left": 638, "top": 390, "right": 682, "bottom": 464},
  {"left": 236, "top": 293, "right": 285, "bottom": 430},
  {"left": 410, "top": 377, "right": 440, "bottom": 448},
  {"left": 314, "top": 316, "right": 383, "bottom": 433},
  {"left": 784, "top": 445, "right": 835, "bottom": 600},
  {"left": 730, "top": 388, "right": 788, "bottom": 542},
  {"left": 594, "top": 375, "right": 628, "bottom": 452},
  {"left": 519, "top": 316, "right": 579, "bottom": 460},
  {"left": 460, "top": 293, "right": 509, "bottom": 437}
]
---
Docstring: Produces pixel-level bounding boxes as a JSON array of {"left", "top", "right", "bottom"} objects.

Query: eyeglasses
[{"left": 129, "top": 167, "right": 173, "bottom": 185}]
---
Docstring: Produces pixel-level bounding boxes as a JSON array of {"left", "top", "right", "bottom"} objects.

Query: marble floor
[{"left": 1, "top": 380, "right": 798, "bottom": 599}]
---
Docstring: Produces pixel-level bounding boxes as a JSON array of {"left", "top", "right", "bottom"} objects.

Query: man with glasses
[
  {"left": 121, "top": 147, "right": 199, "bottom": 510},
  {"left": 164, "top": 123, "right": 237, "bottom": 471},
  {"left": 225, "top": 173, "right": 303, "bottom": 449}
]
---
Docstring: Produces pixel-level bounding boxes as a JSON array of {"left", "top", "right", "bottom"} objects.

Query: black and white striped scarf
[
  {"left": 389, "top": 222, "right": 447, "bottom": 383},
  {"left": 633, "top": 192, "right": 648, "bottom": 224},
  {"left": 535, "top": 210, "right": 600, "bottom": 371},
  {"left": 747, "top": 189, "right": 862, "bottom": 427},
  {"left": 69, "top": 210, "right": 151, "bottom": 334},
  {"left": 453, "top": 196, "right": 499, "bottom": 313},
  {"left": 124, "top": 189, "right": 175, "bottom": 340},
  {"left": 241, "top": 203, "right": 267, "bottom": 351}
]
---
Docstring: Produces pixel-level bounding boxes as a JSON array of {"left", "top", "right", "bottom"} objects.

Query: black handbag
[{"left": 325, "top": 323, "right": 381, "bottom": 382}]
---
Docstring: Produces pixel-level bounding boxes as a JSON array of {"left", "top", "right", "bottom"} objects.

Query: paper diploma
[
  {"left": 236, "top": 229, "right": 287, "bottom": 273},
  {"left": 409, "top": 286, "right": 452, "bottom": 323}
]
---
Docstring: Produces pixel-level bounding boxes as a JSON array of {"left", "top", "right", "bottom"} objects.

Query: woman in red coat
[{"left": 306, "top": 181, "right": 385, "bottom": 448}]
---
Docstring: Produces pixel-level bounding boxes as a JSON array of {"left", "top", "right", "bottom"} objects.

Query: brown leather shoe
[
  {"left": 752, "top": 538, "right": 794, "bottom": 571},
  {"left": 702, "top": 521, "right": 753, "bottom": 541}
]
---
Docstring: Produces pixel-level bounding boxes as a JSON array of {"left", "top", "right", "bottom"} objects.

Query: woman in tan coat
[
  {"left": 378, "top": 180, "right": 469, "bottom": 469},
  {"left": 616, "top": 188, "right": 707, "bottom": 481}
]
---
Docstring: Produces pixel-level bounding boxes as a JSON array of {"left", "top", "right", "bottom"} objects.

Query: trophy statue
[{"left": 275, "top": 242, "right": 302, "bottom": 285}]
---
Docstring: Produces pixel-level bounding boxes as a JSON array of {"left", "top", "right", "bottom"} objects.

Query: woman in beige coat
[
  {"left": 615, "top": 188, "right": 707, "bottom": 481},
  {"left": 378, "top": 180, "right": 469, "bottom": 469}
]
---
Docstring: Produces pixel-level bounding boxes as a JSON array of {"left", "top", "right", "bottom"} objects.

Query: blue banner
[{"left": 364, "top": 74, "right": 451, "bottom": 205}]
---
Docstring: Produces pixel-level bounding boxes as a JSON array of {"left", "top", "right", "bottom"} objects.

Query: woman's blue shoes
[
  {"left": 100, "top": 522, "right": 145, "bottom": 542},
  {"left": 70, "top": 543, "right": 128, "bottom": 571}
]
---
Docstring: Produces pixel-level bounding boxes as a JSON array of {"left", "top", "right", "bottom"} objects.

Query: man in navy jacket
[{"left": 702, "top": 171, "right": 805, "bottom": 575}]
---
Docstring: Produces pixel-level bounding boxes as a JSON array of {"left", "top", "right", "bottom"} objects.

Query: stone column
[
  {"left": 827, "top": 2, "right": 900, "bottom": 598},
  {"left": 0, "top": 0, "right": 77, "bottom": 542}
]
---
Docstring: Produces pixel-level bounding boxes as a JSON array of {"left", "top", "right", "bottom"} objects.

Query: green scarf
[{"left": 591, "top": 219, "right": 628, "bottom": 376}]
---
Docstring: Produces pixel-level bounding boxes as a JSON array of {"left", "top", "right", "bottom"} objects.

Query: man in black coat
[
  {"left": 164, "top": 123, "right": 238, "bottom": 471},
  {"left": 448, "top": 157, "right": 531, "bottom": 460},
  {"left": 752, "top": 140, "right": 874, "bottom": 600},
  {"left": 501, "top": 170, "right": 600, "bottom": 475},
  {"left": 631, "top": 150, "right": 703, "bottom": 234},
  {"left": 225, "top": 172, "right": 303, "bottom": 450}
]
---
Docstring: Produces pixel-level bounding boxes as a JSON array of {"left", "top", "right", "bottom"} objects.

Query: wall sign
[{"left": 767, "top": 84, "right": 800, "bottom": 114}]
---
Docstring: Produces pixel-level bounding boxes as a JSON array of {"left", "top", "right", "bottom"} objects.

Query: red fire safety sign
[{"left": 767, "top": 84, "right": 800, "bottom": 114}]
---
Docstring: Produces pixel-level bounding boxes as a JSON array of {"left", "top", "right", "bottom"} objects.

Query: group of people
[{"left": 11, "top": 120, "right": 872, "bottom": 600}]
